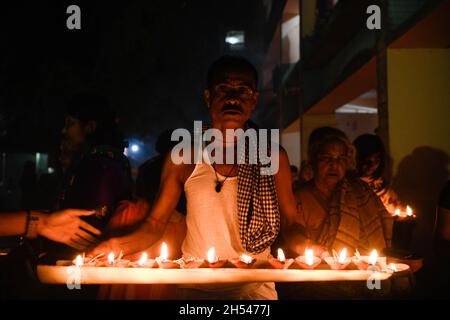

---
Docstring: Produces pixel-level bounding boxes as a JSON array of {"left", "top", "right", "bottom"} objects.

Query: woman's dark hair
[
  {"left": 66, "top": 92, "right": 126, "bottom": 150},
  {"left": 207, "top": 55, "right": 258, "bottom": 89},
  {"left": 308, "top": 127, "right": 347, "bottom": 155},
  {"left": 353, "top": 134, "right": 386, "bottom": 179}
]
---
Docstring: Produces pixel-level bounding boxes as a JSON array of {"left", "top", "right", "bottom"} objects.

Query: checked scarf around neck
[
  {"left": 236, "top": 131, "right": 281, "bottom": 254},
  {"left": 203, "top": 125, "right": 280, "bottom": 254}
]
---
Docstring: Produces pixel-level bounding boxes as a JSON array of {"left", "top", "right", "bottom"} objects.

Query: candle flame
[
  {"left": 138, "top": 252, "right": 148, "bottom": 266},
  {"left": 369, "top": 249, "right": 378, "bottom": 265},
  {"left": 75, "top": 255, "right": 83, "bottom": 267},
  {"left": 277, "top": 248, "right": 286, "bottom": 262},
  {"left": 160, "top": 242, "right": 168, "bottom": 261},
  {"left": 207, "top": 247, "right": 217, "bottom": 263},
  {"left": 394, "top": 208, "right": 401, "bottom": 216},
  {"left": 338, "top": 248, "right": 347, "bottom": 264},
  {"left": 107, "top": 252, "right": 115, "bottom": 264},
  {"left": 390, "top": 263, "right": 397, "bottom": 272},
  {"left": 406, "top": 206, "right": 413, "bottom": 217},
  {"left": 240, "top": 254, "right": 253, "bottom": 264},
  {"left": 305, "top": 249, "right": 314, "bottom": 266}
]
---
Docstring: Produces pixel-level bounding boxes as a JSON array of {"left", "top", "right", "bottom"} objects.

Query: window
[{"left": 225, "top": 30, "right": 245, "bottom": 50}]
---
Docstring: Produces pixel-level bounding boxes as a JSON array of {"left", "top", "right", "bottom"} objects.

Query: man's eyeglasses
[
  {"left": 317, "top": 155, "right": 348, "bottom": 165},
  {"left": 213, "top": 83, "right": 255, "bottom": 99}
]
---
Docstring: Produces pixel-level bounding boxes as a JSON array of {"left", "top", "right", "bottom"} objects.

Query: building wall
[
  {"left": 301, "top": 0, "right": 317, "bottom": 37},
  {"left": 282, "top": 14, "right": 300, "bottom": 64},
  {"left": 299, "top": 113, "right": 377, "bottom": 157},
  {"left": 388, "top": 48, "right": 450, "bottom": 259},
  {"left": 258, "top": 20, "right": 282, "bottom": 129},
  {"left": 388, "top": 49, "right": 450, "bottom": 174},
  {"left": 335, "top": 113, "right": 378, "bottom": 143}
]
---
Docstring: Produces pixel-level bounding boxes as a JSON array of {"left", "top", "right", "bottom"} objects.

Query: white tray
[{"left": 37, "top": 265, "right": 396, "bottom": 285}]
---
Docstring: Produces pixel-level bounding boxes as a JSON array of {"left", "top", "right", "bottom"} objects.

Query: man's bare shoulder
[
  {"left": 274, "top": 145, "right": 290, "bottom": 174},
  {"left": 162, "top": 147, "right": 197, "bottom": 184},
  {"left": 278, "top": 145, "right": 289, "bottom": 161}
]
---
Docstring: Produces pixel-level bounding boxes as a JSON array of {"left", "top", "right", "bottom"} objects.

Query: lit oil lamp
[
  {"left": 392, "top": 205, "right": 416, "bottom": 219},
  {"left": 389, "top": 263, "right": 397, "bottom": 272},
  {"left": 383, "top": 261, "right": 411, "bottom": 273},
  {"left": 71, "top": 253, "right": 101, "bottom": 267},
  {"left": 231, "top": 253, "right": 256, "bottom": 269},
  {"left": 352, "top": 249, "right": 386, "bottom": 270},
  {"left": 87, "top": 251, "right": 115, "bottom": 267},
  {"left": 155, "top": 242, "right": 180, "bottom": 269},
  {"left": 74, "top": 254, "right": 83, "bottom": 267},
  {"left": 295, "top": 248, "right": 321, "bottom": 269},
  {"left": 406, "top": 206, "right": 414, "bottom": 217},
  {"left": 369, "top": 249, "right": 378, "bottom": 266},
  {"left": 138, "top": 252, "right": 148, "bottom": 266},
  {"left": 324, "top": 248, "right": 351, "bottom": 270},
  {"left": 107, "top": 252, "right": 115, "bottom": 265},
  {"left": 73, "top": 252, "right": 104, "bottom": 267},
  {"left": 268, "top": 248, "right": 294, "bottom": 269},
  {"left": 177, "top": 257, "right": 205, "bottom": 269},
  {"left": 131, "top": 252, "right": 156, "bottom": 268},
  {"left": 391, "top": 205, "right": 417, "bottom": 253},
  {"left": 205, "top": 247, "right": 227, "bottom": 268},
  {"left": 105, "top": 251, "right": 130, "bottom": 267}
]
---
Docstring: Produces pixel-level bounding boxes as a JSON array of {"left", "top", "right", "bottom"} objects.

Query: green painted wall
[{"left": 388, "top": 48, "right": 450, "bottom": 258}]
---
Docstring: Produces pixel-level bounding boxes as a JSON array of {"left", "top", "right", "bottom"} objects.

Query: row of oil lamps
[{"left": 73, "top": 243, "right": 399, "bottom": 273}]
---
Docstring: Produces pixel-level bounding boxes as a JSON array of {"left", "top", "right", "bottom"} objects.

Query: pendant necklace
[{"left": 213, "top": 163, "right": 237, "bottom": 192}]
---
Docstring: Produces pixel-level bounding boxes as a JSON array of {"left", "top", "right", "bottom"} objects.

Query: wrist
[
  {"left": 22, "top": 210, "right": 39, "bottom": 239},
  {"left": 27, "top": 211, "right": 45, "bottom": 239}
]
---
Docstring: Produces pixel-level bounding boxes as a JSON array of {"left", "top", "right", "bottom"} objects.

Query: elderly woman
[
  {"left": 284, "top": 127, "right": 391, "bottom": 257},
  {"left": 278, "top": 127, "right": 393, "bottom": 299}
]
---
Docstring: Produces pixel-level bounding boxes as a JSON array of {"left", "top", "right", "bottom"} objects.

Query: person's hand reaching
[{"left": 37, "top": 209, "right": 101, "bottom": 251}]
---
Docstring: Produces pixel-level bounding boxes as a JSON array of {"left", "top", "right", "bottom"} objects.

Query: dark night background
[
  {"left": 0, "top": 0, "right": 449, "bottom": 300},
  {"left": 0, "top": 0, "right": 282, "bottom": 163}
]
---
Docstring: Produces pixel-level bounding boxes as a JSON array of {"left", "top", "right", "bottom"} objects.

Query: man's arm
[
  {"left": 89, "top": 153, "right": 188, "bottom": 256},
  {"left": 0, "top": 212, "right": 28, "bottom": 236},
  {"left": 274, "top": 147, "right": 298, "bottom": 227},
  {"left": 274, "top": 148, "right": 327, "bottom": 256}
]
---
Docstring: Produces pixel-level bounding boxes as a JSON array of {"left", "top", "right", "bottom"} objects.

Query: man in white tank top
[{"left": 90, "top": 56, "right": 300, "bottom": 300}]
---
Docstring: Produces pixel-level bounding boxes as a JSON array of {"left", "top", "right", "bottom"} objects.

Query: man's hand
[
  {"left": 87, "top": 217, "right": 166, "bottom": 258},
  {"left": 87, "top": 238, "right": 122, "bottom": 258},
  {"left": 37, "top": 209, "right": 101, "bottom": 251}
]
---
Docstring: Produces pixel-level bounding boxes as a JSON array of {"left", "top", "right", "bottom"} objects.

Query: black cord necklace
[{"left": 212, "top": 163, "right": 237, "bottom": 192}]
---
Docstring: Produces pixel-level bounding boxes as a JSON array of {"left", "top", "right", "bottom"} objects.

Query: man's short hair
[
  {"left": 207, "top": 55, "right": 258, "bottom": 89},
  {"left": 65, "top": 92, "right": 125, "bottom": 149}
]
